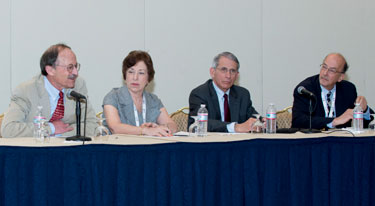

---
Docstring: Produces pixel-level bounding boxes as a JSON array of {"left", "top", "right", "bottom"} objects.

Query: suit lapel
[
  {"left": 208, "top": 81, "right": 223, "bottom": 120},
  {"left": 36, "top": 75, "right": 52, "bottom": 120},
  {"left": 334, "top": 83, "right": 348, "bottom": 116},
  {"left": 144, "top": 92, "right": 155, "bottom": 122},
  {"left": 120, "top": 86, "right": 137, "bottom": 125},
  {"left": 64, "top": 91, "right": 77, "bottom": 122},
  {"left": 229, "top": 87, "right": 239, "bottom": 122},
  {"left": 123, "top": 102, "right": 136, "bottom": 124},
  {"left": 312, "top": 76, "right": 326, "bottom": 117}
]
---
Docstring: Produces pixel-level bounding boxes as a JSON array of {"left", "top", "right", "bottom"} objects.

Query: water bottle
[
  {"left": 197, "top": 104, "right": 208, "bottom": 137},
  {"left": 353, "top": 103, "right": 363, "bottom": 132},
  {"left": 33, "top": 106, "right": 46, "bottom": 138},
  {"left": 266, "top": 103, "right": 277, "bottom": 133},
  {"left": 38, "top": 119, "right": 50, "bottom": 143}
]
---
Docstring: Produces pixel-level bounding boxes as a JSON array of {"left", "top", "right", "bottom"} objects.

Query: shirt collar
[
  {"left": 44, "top": 76, "right": 64, "bottom": 101},
  {"left": 212, "top": 81, "right": 230, "bottom": 98},
  {"left": 320, "top": 84, "right": 336, "bottom": 97}
]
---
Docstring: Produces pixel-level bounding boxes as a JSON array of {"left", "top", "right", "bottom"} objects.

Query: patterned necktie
[
  {"left": 224, "top": 94, "right": 231, "bottom": 122},
  {"left": 326, "top": 91, "right": 332, "bottom": 115},
  {"left": 50, "top": 91, "right": 64, "bottom": 122}
]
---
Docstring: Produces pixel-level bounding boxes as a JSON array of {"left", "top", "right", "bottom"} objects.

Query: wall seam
[
  {"left": 9, "top": 0, "right": 12, "bottom": 94},
  {"left": 260, "top": 0, "right": 264, "bottom": 114},
  {"left": 144, "top": 0, "right": 146, "bottom": 50}
]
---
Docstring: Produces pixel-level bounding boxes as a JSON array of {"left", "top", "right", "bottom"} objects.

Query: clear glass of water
[
  {"left": 189, "top": 116, "right": 199, "bottom": 136},
  {"left": 369, "top": 114, "right": 375, "bottom": 131},
  {"left": 251, "top": 114, "right": 265, "bottom": 134},
  {"left": 94, "top": 117, "right": 110, "bottom": 141}
]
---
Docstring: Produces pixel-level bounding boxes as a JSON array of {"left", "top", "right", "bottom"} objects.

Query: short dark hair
[
  {"left": 40, "top": 43, "right": 71, "bottom": 76},
  {"left": 122, "top": 50, "right": 155, "bottom": 82},
  {"left": 343, "top": 62, "right": 349, "bottom": 73}
]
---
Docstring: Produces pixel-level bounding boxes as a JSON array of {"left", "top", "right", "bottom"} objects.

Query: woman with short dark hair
[{"left": 103, "top": 50, "right": 177, "bottom": 136}]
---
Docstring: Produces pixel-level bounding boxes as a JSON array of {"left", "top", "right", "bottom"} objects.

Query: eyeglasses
[
  {"left": 55, "top": 63, "right": 81, "bottom": 72},
  {"left": 320, "top": 64, "right": 343, "bottom": 74},
  {"left": 216, "top": 67, "right": 238, "bottom": 75}
]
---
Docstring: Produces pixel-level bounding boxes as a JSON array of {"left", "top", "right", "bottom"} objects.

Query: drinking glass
[
  {"left": 369, "top": 114, "right": 375, "bottom": 131},
  {"left": 94, "top": 117, "right": 110, "bottom": 141},
  {"left": 189, "top": 116, "right": 199, "bottom": 136},
  {"left": 251, "top": 114, "right": 265, "bottom": 134}
]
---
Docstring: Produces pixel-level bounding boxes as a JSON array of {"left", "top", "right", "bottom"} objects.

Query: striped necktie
[{"left": 326, "top": 91, "right": 332, "bottom": 115}]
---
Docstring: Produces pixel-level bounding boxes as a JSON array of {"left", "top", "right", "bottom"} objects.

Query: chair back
[
  {"left": 276, "top": 106, "right": 292, "bottom": 129},
  {"left": 96, "top": 111, "right": 103, "bottom": 119},
  {"left": 0, "top": 113, "right": 4, "bottom": 137},
  {"left": 170, "top": 107, "right": 189, "bottom": 132}
]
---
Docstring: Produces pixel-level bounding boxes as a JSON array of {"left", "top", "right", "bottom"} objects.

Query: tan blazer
[{"left": 1, "top": 75, "right": 97, "bottom": 138}]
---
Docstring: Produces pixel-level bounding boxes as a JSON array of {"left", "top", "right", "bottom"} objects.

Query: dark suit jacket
[
  {"left": 292, "top": 74, "right": 372, "bottom": 129},
  {"left": 188, "top": 79, "right": 258, "bottom": 132}
]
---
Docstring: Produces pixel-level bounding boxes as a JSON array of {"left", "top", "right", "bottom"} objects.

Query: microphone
[
  {"left": 65, "top": 89, "right": 91, "bottom": 142},
  {"left": 296, "top": 86, "right": 321, "bottom": 134},
  {"left": 67, "top": 89, "right": 86, "bottom": 99},
  {"left": 297, "top": 86, "right": 315, "bottom": 97}
]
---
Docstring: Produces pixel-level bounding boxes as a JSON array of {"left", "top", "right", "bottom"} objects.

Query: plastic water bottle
[
  {"left": 353, "top": 103, "right": 363, "bottom": 132},
  {"left": 197, "top": 104, "right": 208, "bottom": 137},
  {"left": 33, "top": 106, "right": 46, "bottom": 138},
  {"left": 266, "top": 103, "right": 277, "bottom": 133}
]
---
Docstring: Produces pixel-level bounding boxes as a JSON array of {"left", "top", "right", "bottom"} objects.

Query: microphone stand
[
  {"left": 66, "top": 99, "right": 92, "bottom": 142},
  {"left": 300, "top": 96, "right": 321, "bottom": 133}
]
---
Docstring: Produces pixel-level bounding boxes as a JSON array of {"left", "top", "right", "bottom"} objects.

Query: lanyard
[
  {"left": 321, "top": 91, "right": 335, "bottom": 118},
  {"left": 133, "top": 95, "right": 146, "bottom": 127}
]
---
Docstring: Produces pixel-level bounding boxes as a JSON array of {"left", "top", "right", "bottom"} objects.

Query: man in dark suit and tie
[
  {"left": 188, "top": 52, "right": 259, "bottom": 133},
  {"left": 292, "top": 53, "right": 372, "bottom": 129}
]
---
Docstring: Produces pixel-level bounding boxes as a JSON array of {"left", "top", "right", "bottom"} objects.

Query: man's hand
[
  {"left": 332, "top": 109, "right": 353, "bottom": 127},
  {"left": 356, "top": 96, "right": 368, "bottom": 111},
  {"left": 52, "top": 120, "right": 74, "bottom": 134},
  {"left": 234, "top": 117, "right": 257, "bottom": 133}
]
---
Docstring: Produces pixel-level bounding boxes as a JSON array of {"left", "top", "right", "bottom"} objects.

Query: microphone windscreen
[
  {"left": 66, "top": 89, "right": 73, "bottom": 98},
  {"left": 297, "top": 86, "right": 305, "bottom": 94}
]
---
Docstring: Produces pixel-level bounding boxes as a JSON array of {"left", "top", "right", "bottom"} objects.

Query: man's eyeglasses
[
  {"left": 320, "top": 64, "right": 343, "bottom": 74},
  {"left": 216, "top": 67, "right": 238, "bottom": 75},
  {"left": 55, "top": 63, "right": 81, "bottom": 72}
]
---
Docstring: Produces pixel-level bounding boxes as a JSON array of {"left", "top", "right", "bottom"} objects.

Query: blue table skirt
[{"left": 0, "top": 136, "right": 374, "bottom": 206}]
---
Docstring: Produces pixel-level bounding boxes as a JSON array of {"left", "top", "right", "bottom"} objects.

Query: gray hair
[{"left": 212, "top": 51, "right": 240, "bottom": 70}]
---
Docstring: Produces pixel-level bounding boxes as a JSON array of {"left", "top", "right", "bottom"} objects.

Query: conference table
[{"left": 0, "top": 131, "right": 375, "bottom": 206}]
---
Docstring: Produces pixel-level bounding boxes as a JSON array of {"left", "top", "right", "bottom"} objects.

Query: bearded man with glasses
[
  {"left": 292, "top": 53, "right": 373, "bottom": 130},
  {"left": 1, "top": 43, "right": 97, "bottom": 138},
  {"left": 188, "top": 51, "right": 260, "bottom": 133}
]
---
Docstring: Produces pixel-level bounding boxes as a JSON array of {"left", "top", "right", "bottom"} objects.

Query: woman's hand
[
  {"left": 142, "top": 123, "right": 172, "bottom": 137},
  {"left": 140, "top": 122, "right": 158, "bottom": 128}
]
